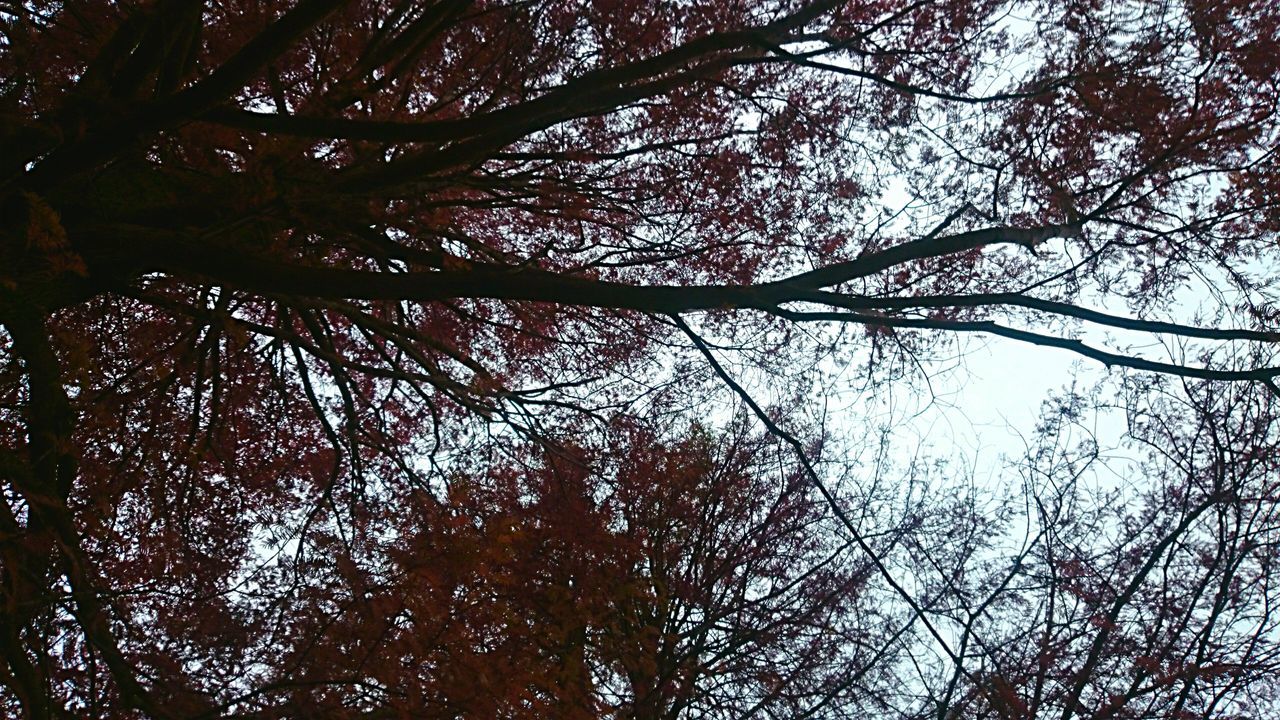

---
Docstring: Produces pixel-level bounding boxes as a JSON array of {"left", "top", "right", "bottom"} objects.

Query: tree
[{"left": 1, "top": 0, "right": 1278, "bottom": 717}]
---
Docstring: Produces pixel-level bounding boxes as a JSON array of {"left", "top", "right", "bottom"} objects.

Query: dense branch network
[{"left": 1, "top": 0, "right": 1278, "bottom": 717}]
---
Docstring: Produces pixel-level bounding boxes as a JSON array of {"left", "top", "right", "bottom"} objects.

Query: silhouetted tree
[{"left": 1, "top": 0, "right": 1278, "bottom": 717}]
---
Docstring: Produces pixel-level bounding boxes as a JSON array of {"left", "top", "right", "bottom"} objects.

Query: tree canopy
[{"left": 1, "top": 0, "right": 1279, "bottom": 717}]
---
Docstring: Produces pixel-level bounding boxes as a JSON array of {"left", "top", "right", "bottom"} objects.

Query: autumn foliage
[{"left": 1, "top": 0, "right": 1279, "bottom": 717}]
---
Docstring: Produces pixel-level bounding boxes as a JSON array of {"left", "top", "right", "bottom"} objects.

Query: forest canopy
[{"left": 1, "top": 0, "right": 1279, "bottom": 717}]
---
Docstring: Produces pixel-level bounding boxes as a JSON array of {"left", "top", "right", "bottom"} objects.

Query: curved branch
[
  {"left": 76, "top": 223, "right": 1280, "bottom": 391},
  {"left": 771, "top": 307, "right": 1280, "bottom": 385},
  {"left": 800, "top": 291, "right": 1280, "bottom": 342}
]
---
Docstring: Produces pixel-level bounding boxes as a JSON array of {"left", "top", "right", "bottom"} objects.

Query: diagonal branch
[
  {"left": 781, "top": 222, "right": 1082, "bottom": 290},
  {"left": 671, "top": 314, "right": 967, "bottom": 670}
]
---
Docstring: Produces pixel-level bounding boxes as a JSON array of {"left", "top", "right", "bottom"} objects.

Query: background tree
[
  {"left": 881, "top": 378, "right": 1280, "bottom": 720},
  {"left": 1, "top": 0, "right": 1278, "bottom": 717},
  {"left": 177, "top": 414, "right": 878, "bottom": 718}
]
